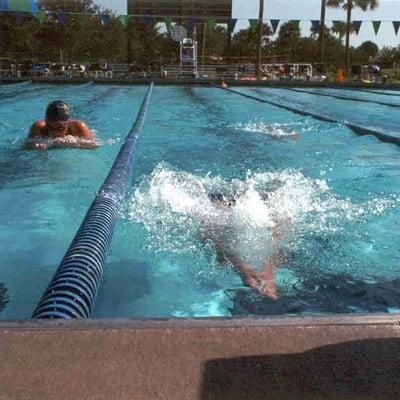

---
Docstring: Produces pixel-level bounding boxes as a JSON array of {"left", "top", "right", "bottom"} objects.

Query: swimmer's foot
[{"left": 241, "top": 269, "right": 278, "bottom": 300}]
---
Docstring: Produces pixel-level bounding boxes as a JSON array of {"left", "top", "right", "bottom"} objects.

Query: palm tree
[
  {"left": 327, "top": 0, "right": 379, "bottom": 77},
  {"left": 256, "top": 0, "right": 265, "bottom": 79},
  {"left": 319, "top": 0, "right": 327, "bottom": 63}
]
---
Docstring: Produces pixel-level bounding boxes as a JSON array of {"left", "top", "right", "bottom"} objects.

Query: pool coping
[
  {"left": 2, "top": 314, "right": 400, "bottom": 400},
  {"left": 1, "top": 313, "right": 400, "bottom": 330},
  {"left": 1, "top": 76, "right": 400, "bottom": 89}
]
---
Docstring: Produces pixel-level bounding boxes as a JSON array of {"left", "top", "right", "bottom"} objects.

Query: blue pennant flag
[
  {"left": 142, "top": 16, "right": 152, "bottom": 28},
  {"left": 29, "top": 0, "right": 38, "bottom": 15},
  {"left": 228, "top": 18, "right": 237, "bottom": 32},
  {"left": 15, "top": 11, "right": 24, "bottom": 24},
  {"left": 311, "top": 20, "right": 320, "bottom": 31},
  {"left": 270, "top": 19, "right": 280, "bottom": 34},
  {"left": 186, "top": 17, "right": 195, "bottom": 32},
  {"left": 0, "top": 0, "right": 8, "bottom": 11},
  {"left": 352, "top": 20, "right": 362, "bottom": 34},
  {"left": 100, "top": 14, "right": 109, "bottom": 26},
  {"left": 58, "top": 11, "right": 66, "bottom": 25},
  {"left": 393, "top": 21, "right": 400, "bottom": 35}
]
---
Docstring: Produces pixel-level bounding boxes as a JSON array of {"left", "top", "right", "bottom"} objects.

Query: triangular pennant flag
[
  {"left": 29, "top": 0, "right": 37, "bottom": 15},
  {"left": 78, "top": 13, "right": 88, "bottom": 25},
  {"left": 393, "top": 21, "right": 400, "bottom": 35},
  {"left": 164, "top": 16, "right": 172, "bottom": 31},
  {"left": 186, "top": 17, "right": 195, "bottom": 32},
  {"left": 249, "top": 19, "right": 258, "bottom": 31},
  {"left": 100, "top": 14, "right": 109, "bottom": 26},
  {"left": 0, "top": 0, "right": 9, "bottom": 11},
  {"left": 291, "top": 20, "right": 300, "bottom": 30},
  {"left": 57, "top": 11, "right": 66, "bottom": 25},
  {"left": 36, "top": 10, "right": 46, "bottom": 24},
  {"left": 8, "top": 0, "right": 30, "bottom": 12},
  {"left": 270, "top": 19, "right": 280, "bottom": 34},
  {"left": 119, "top": 15, "right": 129, "bottom": 28},
  {"left": 228, "top": 18, "right": 237, "bottom": 32},
  {"left": 372, "top": 20, "right": 381, "bottom": 35},
  {"left": 311, "top": 20, "right": 320, "bottom": 31},
  {"left": 142, "top": 16, "right": 151, "bottom": 28},
  {"left": 332, "top": 20, "right": 342, "bottom": 31},
  {"left": 352, "top": 20, "right": 362, "bottom": 34},
  {"left": 207, "top": 18, "right": 216, "bottom": 30},
  {"left": 15, "top": 11, "right": 24, "bottom": 24}
]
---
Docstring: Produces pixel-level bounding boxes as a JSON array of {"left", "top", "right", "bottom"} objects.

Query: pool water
[{"left": 0, "top": 83, "right": 399, "bottom": 319}]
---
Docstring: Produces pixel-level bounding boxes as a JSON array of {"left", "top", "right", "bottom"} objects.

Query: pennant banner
[
  {"left": 332, "top": 20, "right": 343, "bottom": 31},
  {"left": 372, "top": 20, "right": 381, "bottom": 35},
  {"left": 8, "top": 0, "right": 31, "bottom": 12},
  {"left": 0, "top": 0, "right": 9, "bottom": 11},
  {"left": 311, "top": 20, "right": 320, "bottom": 31},
  {"left": 142, "top": 15, "right": 151, "bottom": 28},
  {"left": 36, "top": 9, "right": 45, "bottom": 24},
  {"left": 228, "top": 18, "right": 237, "bottom": 33},
  {"left": 29, "top": 0, "right": 37, "bottom": 15},
  {"left": 270, "top": 19, "right": 280, "bottom": 34},
  {"left": 352, "top": 20, "right": 362, "bottom": 34},
  {"left": 100, "top": 14, "right": 109, "bottom": 26},
  {"left": 207, "top": 18, "right": 216, "bottom": 30},
  {"left": 290, "top": 20, "right": 300, "bottom": 30},
  {"left": 249, "top": 19, "right": 258, "bottom": 31},
  {"left": 164, "top": 16, "right": 172, "bottom": 31},
  {"left": 15, "top": 10, "right": 23, "bottom": 23},
  {"left": 78, "top": 13, "right": 88, "bottom": 25},
  {"left": 57, "top": 11, "right": 66, "bottom": 25},
  {"left": 393, "top": 21, "right": 400, "bottom": 35},
  {"left": 186, "top": 17, "right": 195, "bottom": 32}
]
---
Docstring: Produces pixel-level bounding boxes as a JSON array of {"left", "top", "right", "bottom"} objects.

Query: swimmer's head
[
  {"left": 45, "top": 101, "right": 70, "bottom": 123},
  {"left": 209, "top": 192, "right": 236, "bottom": 207}
]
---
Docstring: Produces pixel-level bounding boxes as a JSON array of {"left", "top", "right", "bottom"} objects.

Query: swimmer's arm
[
  {"left": 50, "top": 137, "right": 98, "bottom": 149},
  {"left": 24, "top": 123, "right": 48, "bottom": 149}
]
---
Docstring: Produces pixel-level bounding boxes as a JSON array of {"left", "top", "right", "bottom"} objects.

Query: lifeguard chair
[{"left": 179, "top": 37, "right": 198, "bottom": 78}]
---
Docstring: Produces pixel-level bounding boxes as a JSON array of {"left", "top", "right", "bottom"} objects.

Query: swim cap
[{"left": 45, "top": 100, "right": 70, "bottom": 122}]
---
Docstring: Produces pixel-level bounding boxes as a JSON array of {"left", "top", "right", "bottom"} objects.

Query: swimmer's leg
[{"left": 224, "top": 250, "right": 277, "bottom": 300}]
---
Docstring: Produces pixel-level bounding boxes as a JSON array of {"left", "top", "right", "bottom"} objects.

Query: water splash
[{"left": 126, "top": 163, "right": 396, "bottom": 264}]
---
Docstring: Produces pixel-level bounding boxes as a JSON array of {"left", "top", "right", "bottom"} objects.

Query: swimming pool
[{"left": 0, "top": 83, "right": 399, "bottom": 319}]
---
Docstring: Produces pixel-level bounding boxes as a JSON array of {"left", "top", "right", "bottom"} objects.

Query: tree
[
  {"left": 319, "top": 0, "right": 327, "bottom": 62},
  {"left": 327, "top": 0, "right": 379, "bottom": 77},
  {"left": 357, "top": 40, "right": 379, "bottom": 60},
  {"left": 274, "top": 21, "right": 301, "bottom": 61},
  {"left": 231, "top": 24, "right": 272, "bottom": 61}
]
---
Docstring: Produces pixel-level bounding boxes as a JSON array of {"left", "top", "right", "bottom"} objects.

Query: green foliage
[{"left": 0, "top": 0, "right": 394, "bottom": 72}]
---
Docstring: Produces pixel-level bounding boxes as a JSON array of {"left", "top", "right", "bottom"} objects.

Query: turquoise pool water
[{"left": 0, "top": 83, "right": 399, "bottom": 319}]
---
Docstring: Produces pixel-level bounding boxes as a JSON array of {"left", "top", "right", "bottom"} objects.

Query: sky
[{"left": 94, "top": 0, "right": 400, "bottom": 48}]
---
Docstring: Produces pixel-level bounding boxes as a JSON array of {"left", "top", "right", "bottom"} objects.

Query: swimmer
[
  {"left": 219, "top": 79, "right": 228, "bottom": 88},
  {"left": 26, "top": 100, "right": 97, "bottom": 150},
  {"left": 206, "top": 193, "right": 281, "bottom": 300}
]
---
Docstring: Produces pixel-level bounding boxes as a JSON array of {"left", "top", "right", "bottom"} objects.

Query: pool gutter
[
  {"left": 1, "top": 314, "right": 400, "bottom": 399},
  {"left": 2, "top": 76, "right": 400, "bottom": 90}
]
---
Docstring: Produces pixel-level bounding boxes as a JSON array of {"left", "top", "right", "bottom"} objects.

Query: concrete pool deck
[
  {"left": 1, "top": 76, "right": 400, "bottom": 89},
  {"left": 1, "top": 314, "right": 400, "bottom": 399}
]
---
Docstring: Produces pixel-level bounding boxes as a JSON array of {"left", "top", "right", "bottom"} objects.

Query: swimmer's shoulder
[
  {"left": 28, "top": 119, "right": 46, "bottom": 138},
  {"left": 68, "top": 119, "right": 94, "bottom": 139}
]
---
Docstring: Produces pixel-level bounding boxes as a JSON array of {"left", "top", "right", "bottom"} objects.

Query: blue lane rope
[
  {"left": 213, "top": 84, "right": 400, "bottom": 146},
  {"left": 32, "top": 82, "right": 154, "bottom": 319},
  {"left": 282, "top": 87, "right": 400, "bottom": 109}
]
